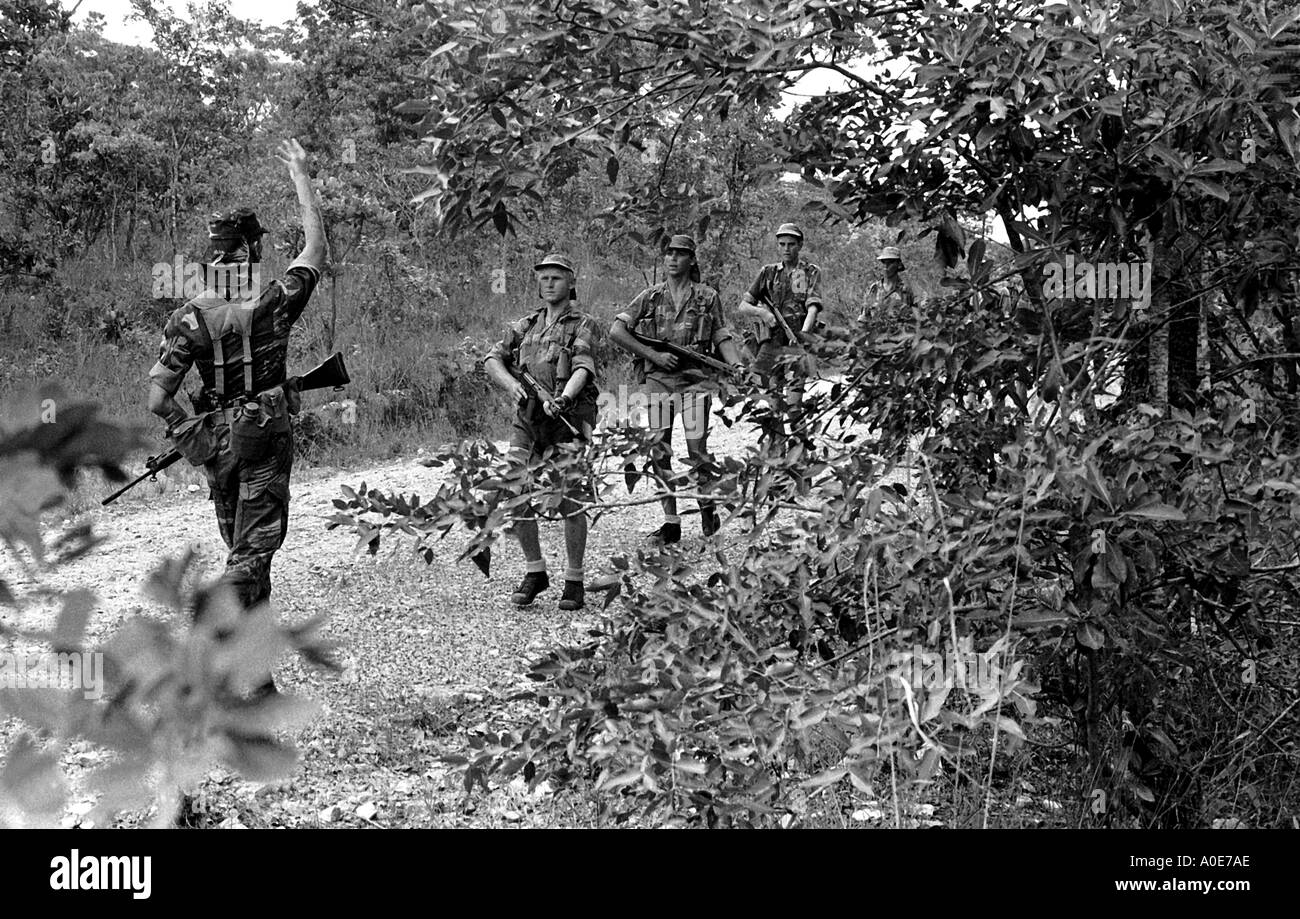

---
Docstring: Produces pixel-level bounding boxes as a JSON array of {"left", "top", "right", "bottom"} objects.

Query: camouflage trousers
[{"left": 203, "top": 420, "right": 293, "bottom": 611}]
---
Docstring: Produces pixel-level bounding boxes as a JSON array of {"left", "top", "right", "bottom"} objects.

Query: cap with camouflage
[
  {"left": 533, "top": 252, "right": 578, "bottom": 300},
  {"left": 207, "top": 208, "right": 267, "bottom": 264},
  {"left": 664, "top": 234, "right": 701, "bottom": 282}
]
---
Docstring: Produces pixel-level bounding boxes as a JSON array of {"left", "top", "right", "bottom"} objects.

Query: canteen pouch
[
  {"left": 230, "top": 387, "right": 291, "bottom": 462},
  {"left": 169, "top": 414, "right": 219, "bottom": 467},
  {"left": 283, "top": 381, "right": 302, "bottom": 416}
]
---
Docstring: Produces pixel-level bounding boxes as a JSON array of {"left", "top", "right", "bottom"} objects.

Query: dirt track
[{"left": 4, "top": 403, "right": 815, "bottom": 827}]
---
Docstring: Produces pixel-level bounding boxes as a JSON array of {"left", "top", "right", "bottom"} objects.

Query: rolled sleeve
[
  {"left": 746, "top": 267, "right": 770, "bottom": 305},
  {"left": 570, "top": 316, "right": 598, "bottom": 379},
  {"left": 485, "top": 319, "right": 524, "bottom": 368},
  {"left": 707, "top": 295, "right": 734, "bottom": 346},
  {"left": 274, "top": 264, "right": 320, "bottom": 328},
  {"left": 148, "top": 358, "right": 185, "bottom": 394},
  {"left": 805, "top": 265, "right": 824, "bottom": 309},
  {"left": 148, "top": 315, "right": 197, "bottom": 395},
  {"left": 614, "top": 290, "right": 650, "bottom": 330}
]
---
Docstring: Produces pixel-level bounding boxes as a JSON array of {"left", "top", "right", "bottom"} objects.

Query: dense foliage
[
  {"left": 330, "top": 0, "right": 1300, "bottom": 826},
  {"left": 2, "top": 0, "right": 1298, "bottom": 826},
  {"left": 0, "top": 391, "right": 340, "bottom": 827}
]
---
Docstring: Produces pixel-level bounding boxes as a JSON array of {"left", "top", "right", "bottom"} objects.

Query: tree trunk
[
  {"left": 1167, "top": 234, "right": 1203, "bottom": 412},
  {"left": 169, "top": 127, "right": 181, "bottom": 253},
  {"left": 1148, "top": 233, "right": 1170, "bottom": 410}
]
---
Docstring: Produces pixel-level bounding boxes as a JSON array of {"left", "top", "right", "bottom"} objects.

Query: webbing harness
[
  {"left": 198, "top": 299, "right": 257, "bottom": 397},
  {"left": 519, "top": 308, "right": 581, "bottom": 385}
]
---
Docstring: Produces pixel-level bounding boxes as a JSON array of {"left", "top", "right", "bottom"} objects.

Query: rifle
[
  {"left": 631, "top": 331, "right": 734, "bottom": 376},
  {"left": 101, "top": 449, "right": 183, "bottom": 506},
  {"left": 103, "top": 351, "right": 351, "bottom": 506},
  {"left": 755, "top": 295, "right": 805, "bottom": 348},
  {"left": 511, "top": 365, "right": 581, "bottom": 438}
]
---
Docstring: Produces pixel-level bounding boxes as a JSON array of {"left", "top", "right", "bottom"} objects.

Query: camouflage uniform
[
  {"left": 746, "top": 258, "right": 823, "bottom": 382},
  {"left": 616, "top": 280, "right": 734, "bottom": 442},
  {"left": 861, "top": 276, "right": 919, "bottom": 328},
  {"left": 487, "top": 304, "right": 600, "bottom": 461},
  {"left": 149, "top": 260, "right": 320, "bottom": 609}
]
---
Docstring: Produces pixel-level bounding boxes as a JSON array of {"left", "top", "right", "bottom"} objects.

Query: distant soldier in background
[
  {"left": 859, "top": 246, "right": 919, "bottom": 329},
  {"left": 737, "top": 222, "right": 824, "bottom": 443},
  {"left": 146, "top": 138, "right": 325, "bottom": 697},
  {"left": 611, "top": 234, "right": 744, "bottom": 545},
  {"left": 483, "top": 253, "right": 600, "bottom": 611}
]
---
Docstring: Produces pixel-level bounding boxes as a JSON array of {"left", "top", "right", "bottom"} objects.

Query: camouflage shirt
[
  {"left": 486, "top": 305, "right": 600, "bottom": 407},
  {"left": 616, "top": 281, "right": 733, "bottom": 388},
  {"left": 862, "top": 276, "right": 919, "bottom": 326},
  {"left": 744, "top": 259, "right": 824, "bottom": 346},
  {"left": 148, "top": 262, "right": 320, "bottom": 408}
]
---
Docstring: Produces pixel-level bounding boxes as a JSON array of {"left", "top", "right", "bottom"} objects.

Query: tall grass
[{"left": 1, "top": 215, "right": 916, "bottom": 492}]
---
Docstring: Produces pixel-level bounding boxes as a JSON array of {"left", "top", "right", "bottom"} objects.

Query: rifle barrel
[
  {"left": 519, "top": 369, "right": 580, "bottom": 437},
  {"left": 101, "top": 468, "right": 154, "bottom": 506},
  {"left": 101, "top": 449, "right": 182, "bottom": 506}
]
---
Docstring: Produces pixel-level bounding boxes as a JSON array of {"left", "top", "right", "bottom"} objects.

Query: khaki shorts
[
  {"left": 643, "top": 375, "right": 713, "bottom": 443},
  {"left": 507, "top": 402, "right": 596, "bottom": 462}
]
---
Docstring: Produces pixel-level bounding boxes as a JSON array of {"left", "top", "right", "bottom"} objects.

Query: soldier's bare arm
[
  {"left": 483, "top": 355, "right": 529, "bottom": 403},
  {"left": 738, "top": 268, "right": 776, "bottom": 327},
  {"left": 484, "top": 321, "right": 529, "bottom": 402},
  {"left": 275, "top": 138, "right": 325, "bottom": 274},
  {"left": 610, "top": 319, "right": 679, "bottom": 371},
  {"left": 802, "top": 267, "right": 824, "bottom": 333}
]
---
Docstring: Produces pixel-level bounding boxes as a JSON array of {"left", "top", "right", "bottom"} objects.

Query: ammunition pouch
[
  {"left": 169, "top": 414, "right": 219, "bottom": 467},
  {"left": 230, "top": 386, "right": 292, "bottom": 462}
]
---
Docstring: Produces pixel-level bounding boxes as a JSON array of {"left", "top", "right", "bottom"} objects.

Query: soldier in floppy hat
[
  {"left": 859, "top": 245, "right": 919, "bottom": 328},
  {"left": 610, "top": 234, "right": 744, "bottom": 544},
  {"left": 483, "top": 252, "right": 601, "bottom": 610}
]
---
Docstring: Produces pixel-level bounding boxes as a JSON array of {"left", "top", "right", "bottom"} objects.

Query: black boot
[
  {"left": 558, "top": 580, "right": 585, "bottom": 611},
  {"left": 511, "top": 571, "right": 550, "bottom": 606},
  {"left": 248, "top": 677, "right": 280, "bottom": 702},
  {"left": 647, "top": 521, "right": 681, "bottom": 545},
  {"left": 701, "top": 505, "right": 719, "bottom": 537}
]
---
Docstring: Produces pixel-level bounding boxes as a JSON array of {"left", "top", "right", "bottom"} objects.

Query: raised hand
[{"left": 274, "top": 138, "right": 309, "bottom": 176}]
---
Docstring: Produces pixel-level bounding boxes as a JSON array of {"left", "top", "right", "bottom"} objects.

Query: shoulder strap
[{"left": 197, "top": 300, "right": 257, "bottom": 397}]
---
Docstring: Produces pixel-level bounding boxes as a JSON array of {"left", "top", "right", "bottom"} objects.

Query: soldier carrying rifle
[
  {"left": 610, "top": 234, "right": 745, "bottom": 545},
  {"left": 145, "top": 138, "right": 325, "bottom": 698},
  {"left": 736, "top": 222, "right": 824, "bottom": 444},
  {"left": 483, "top": 253, "right": 600, "bottom": 611}
]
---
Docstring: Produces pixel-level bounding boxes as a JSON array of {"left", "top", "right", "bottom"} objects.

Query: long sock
[
  {"left": 565, "top": 567, "right": 583, "bottom": 582},
  {"left": 664, "top": 514, "right": 681, "bottom": 524},
  {"left": 526, "top": 559, "right": 547, "bottom": 574}
]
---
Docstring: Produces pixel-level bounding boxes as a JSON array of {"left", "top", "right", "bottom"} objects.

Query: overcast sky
[
  {"left": 71, "top": 0, "right": 852, "bottom": 108},
  {"left": 73, "top": 0, "right": 307, "bottom": 45}
]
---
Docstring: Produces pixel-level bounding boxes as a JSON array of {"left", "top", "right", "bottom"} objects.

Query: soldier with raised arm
[{"left": 146, "top": 138, "right": 325, "bottom": 698}]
